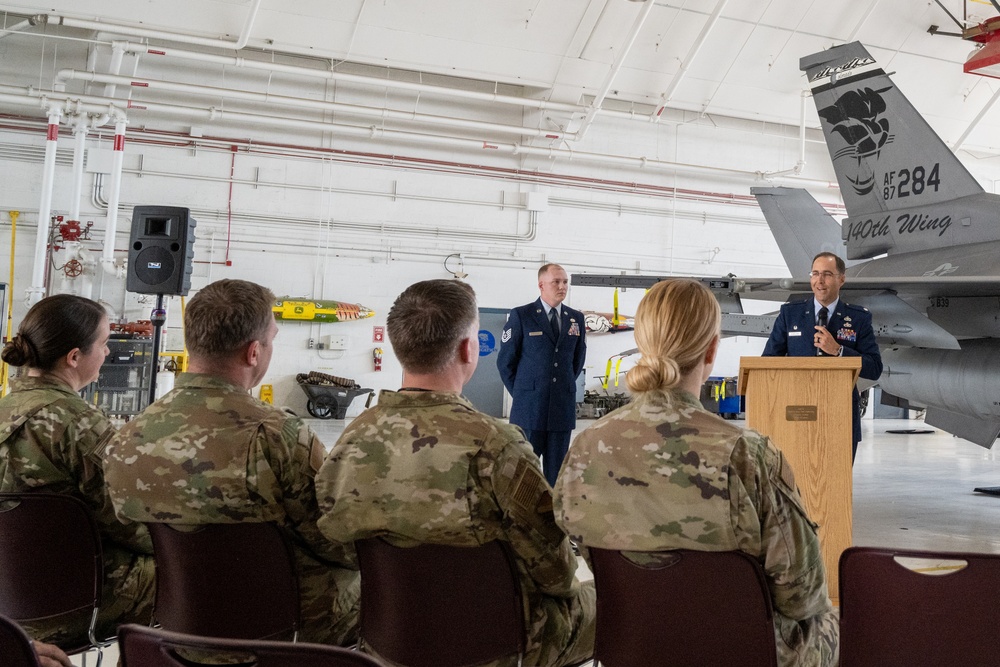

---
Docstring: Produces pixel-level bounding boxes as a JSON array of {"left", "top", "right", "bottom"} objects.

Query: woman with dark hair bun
[
  {"left": 553, "top": 279, "right": 839, "bottom": 667},
  {"left": 0, "top": 294, "right": 155, "bottom": 647}
]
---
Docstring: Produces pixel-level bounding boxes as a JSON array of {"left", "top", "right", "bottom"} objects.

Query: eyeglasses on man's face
[{"left": 809, "top": 271, "right": 841, "bottom": 280}]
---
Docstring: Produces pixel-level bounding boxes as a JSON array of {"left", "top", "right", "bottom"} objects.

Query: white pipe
[
  {"left": 55, "top": 69, "right": 571, "bottom": 140},
  {"left": 0, "top": 86, "right": 836, "bottom": 188},
  {"left": 0, "top": 90, "right": 126, "bottom": 122},
  {"left": 47, "top": 1, "right": 262, "bottom": 51},
  {"left": 118, "top": 40, "right": 587, "bottom": 115},
  {"left": 69, "top": 119, "right": 87, "bottom": 221},
  {"left": 102, "top": 41, "right": 127, "bottom": 99},
  {"left": 101, "top": 119, "right": 127, "bottom": 276},
  {"left": 28, "top": 108, "right": 62, "bottom": 305},
  {"left": 652, "top": 0, "right": 730, "bottom": 118},
  {"left": 0, "top": 17, "right": 32, "bottom": 39},
  {"left": 234, "top": 0, "right": 263, "bottom": 50},
  {"left": 575, "top": 0, "right": 657, "bottom": 140}
]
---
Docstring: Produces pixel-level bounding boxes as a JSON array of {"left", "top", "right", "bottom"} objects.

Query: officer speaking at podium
[{"left": 763, "top": 252, "right": 882, "bottom": 463}]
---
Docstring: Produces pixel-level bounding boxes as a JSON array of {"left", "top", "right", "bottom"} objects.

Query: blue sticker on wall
[{"left": 478, "top": 330, "right": 496, "bottom": 356}]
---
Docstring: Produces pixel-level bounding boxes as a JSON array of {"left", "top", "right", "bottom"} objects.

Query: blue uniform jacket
[
  {"left": 497, "top": 298, "right": 586, "bottom": 432},
  {"left": 763, "top": 298, "right": 883, "bottom": 444}
]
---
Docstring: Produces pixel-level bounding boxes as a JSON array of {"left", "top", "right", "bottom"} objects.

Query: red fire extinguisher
[{"left": 373, "top": 347, "right": 383, "bottom": 372}]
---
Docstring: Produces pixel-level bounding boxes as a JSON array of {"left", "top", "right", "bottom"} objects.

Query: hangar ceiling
[{"left": 0, "top": 0, "right": 999, "bottom": 170}]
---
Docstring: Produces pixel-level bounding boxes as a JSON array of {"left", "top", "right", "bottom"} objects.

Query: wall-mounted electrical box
[{"left": 325, "top": 335, "right": 349, "bottom": 350}]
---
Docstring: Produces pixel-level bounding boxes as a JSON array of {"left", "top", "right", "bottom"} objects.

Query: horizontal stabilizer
[
  {"left": 925, "top": 407, "right": 1000, "bottom": 449},
  {"left": 752, "top": 187, "right": 848, "bottom": 276}
]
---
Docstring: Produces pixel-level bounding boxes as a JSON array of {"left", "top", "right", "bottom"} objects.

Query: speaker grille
[{"left": 134, "top": 245, "right": 176, "bottom": 287}]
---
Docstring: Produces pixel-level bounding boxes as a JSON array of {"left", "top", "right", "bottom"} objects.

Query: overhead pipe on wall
[
  {"left": 7, "top": 14, "right": 827, "bottom": 145},
  {"left": 54, "top": 69, "right": 572, "bottom": 140},
  {"left": 114, "top": 42, "right": 588, "bottom": 115},
  {"left": 0, "top": 84, "right": 837, "bottom": 189}
]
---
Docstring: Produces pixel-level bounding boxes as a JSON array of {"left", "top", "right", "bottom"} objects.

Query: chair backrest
[
  {"left": 0, "top": 613, "right": 42, "bottom": 667},
  {"left": 354, "top": 537, "right": 525, "bottom": 667},
  {"left": 118, "top": 624, "right": 384, "bottom": 667},
  {"left": 840, "top": 546, "right": 1000, "bottom": 666},
  {"left": 589, "top": 547, "right": 777, "bottom": 667},
  {"left": 0, "top": 493, "right": 103, "bottom": 630},
  {"left": 146, "top": 522, "right": 300, "bottom": 641}
]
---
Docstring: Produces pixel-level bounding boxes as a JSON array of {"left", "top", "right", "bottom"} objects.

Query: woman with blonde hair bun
[{"left": 553, "top": 279, "right": 839, "bottom": 667}]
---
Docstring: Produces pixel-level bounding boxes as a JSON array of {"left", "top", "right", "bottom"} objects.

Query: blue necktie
[{"left": 549, "top": 309, "right": 560, "bottom": 339}]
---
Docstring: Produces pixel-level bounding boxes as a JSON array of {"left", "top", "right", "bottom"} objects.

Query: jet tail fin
[
  {"left": 752, "top": 187, "right": 851, "bottom": 275},
  {"left": 800, "top": 42, "right": 983, "bottom": 218}
]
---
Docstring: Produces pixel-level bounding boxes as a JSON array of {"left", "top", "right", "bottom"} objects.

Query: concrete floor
[{"left": 71, "top": 416, "right": 1000, "bottom": 665}]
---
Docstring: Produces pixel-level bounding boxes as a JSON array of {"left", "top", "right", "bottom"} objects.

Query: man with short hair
[
  {"left": 316, "top": 279, "right": 595, "bottom": 667},
  {"left": 497, "top": 264, "right": 586, "bottom": 486},
  {"left": 104, "top": 278, "right": 359, "bottom": 645},
  {"left": 763, "top": 252, "right": 883, "bottom": 461}
]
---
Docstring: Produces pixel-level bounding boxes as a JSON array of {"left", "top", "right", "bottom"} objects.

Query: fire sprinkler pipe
[
  {"left": 101, "top": 119, "right": 127, "bottom": 276},
  {"left": 27, "top": 108, "right": 61, "bottom": 305},
  {"left": 102, "top": 41, "right": 127, "bottom": 99},
  {"left": 70, "top": 118, "right": 87, "bottom": 221},
  {"left": 116, "top": 41, "right": 586, "bottom": 115},
  {"left": 0, "top": 84, "right": 837, "bottom": 189},
  {"left": 55, "top": 69, "right": 571, "bottom": 140}
]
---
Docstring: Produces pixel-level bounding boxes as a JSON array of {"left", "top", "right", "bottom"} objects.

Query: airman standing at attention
[
  {"left": 316, "top": 279, "right": 595, "bottom": 667},
  {"left": 103, "top": 279, "right": 359, "bottom": 645},
  {"left": 497, "top": 263, "right": 587, "bottom": 486}
]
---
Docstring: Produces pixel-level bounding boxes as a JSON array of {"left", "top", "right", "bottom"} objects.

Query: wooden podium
[{"left": 738, "top": 356, "right": 860, "bottom": 605}]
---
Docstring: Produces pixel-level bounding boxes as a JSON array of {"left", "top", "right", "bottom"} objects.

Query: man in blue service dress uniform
[
  {"left": 763, "top": 252, "right": 882, "bottom": 463},
  {"left": 498, "top": 263, "right": 587, "bottom": 486}
]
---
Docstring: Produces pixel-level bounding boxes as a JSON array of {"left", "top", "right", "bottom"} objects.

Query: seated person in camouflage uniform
[
  {"left": 104, "top": 279, "right": 359, "bottom": 645},
  {"left": 553, "top": 279, "right": 839, "bottom": 667},
  {"left": 0, "top": 295, "right": 155, "bottom": 646},
  {"left": 315, "top": 279, "right": 596, "bottom": 667}
]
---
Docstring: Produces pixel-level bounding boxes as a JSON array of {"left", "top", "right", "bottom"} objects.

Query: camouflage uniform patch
[
  {"left": 553, "top": 389, "right": 838, "bottom": 667},
  {"left": 316, "top": 389, "right": 595, "bottom": 667},
  {"left": 0, "top": 376, "right": 155, "bottom": 646},
  {"left": 104, "top": 373, "right": 359, "bottom": 645}
]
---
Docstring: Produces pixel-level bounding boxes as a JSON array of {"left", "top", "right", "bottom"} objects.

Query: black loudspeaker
[{"left": 126, "top": 206, "right": 197, "bottom": 296}]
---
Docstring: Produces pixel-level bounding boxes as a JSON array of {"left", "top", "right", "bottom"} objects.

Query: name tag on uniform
[
  {"left": 789, "top": 331, "right": 802, "bottom": 337},
  {"left": 529, "top": 331, "right": 544, "bottom": 336}
]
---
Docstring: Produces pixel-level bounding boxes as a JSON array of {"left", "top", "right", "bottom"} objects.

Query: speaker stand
[{"left": 147, "top": 294, "right": 167, "bottom": 406}]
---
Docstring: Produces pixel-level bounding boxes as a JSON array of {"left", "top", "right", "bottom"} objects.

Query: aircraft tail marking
[{"left": 801, "top": 42, "right": 982, "bottom": 218}]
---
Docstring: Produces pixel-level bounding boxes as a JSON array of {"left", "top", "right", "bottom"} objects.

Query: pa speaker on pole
[{"left": 126, "top": 206, "right": 197, "bottom": 296}]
